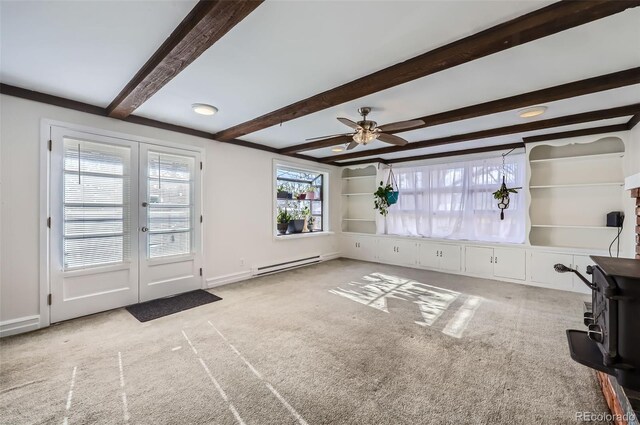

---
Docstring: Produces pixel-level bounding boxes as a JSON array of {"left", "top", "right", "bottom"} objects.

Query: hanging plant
[
  {"left": 374, "top": 168, "right": 399, "bottom": 216},
  {"left": 493, "top": 149, "right": 522, "bottom": 220},
  {"left": 374, "top": 181, "right": 393, "bottom": 216},
  {"left": 492, "top": 177, "right": 520, "bottom": 220}
]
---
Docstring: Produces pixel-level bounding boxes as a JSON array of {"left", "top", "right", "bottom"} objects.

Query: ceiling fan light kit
[{"left": 307, "top": 106, "right": 425, "bottom": 152}]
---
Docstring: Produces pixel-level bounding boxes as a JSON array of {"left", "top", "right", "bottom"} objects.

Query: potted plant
[
  {"left": 287, "top": 206, "right": 305, "bottom": 233},
  {"left": 492, "top": 177, "right": 521, "bottom": 220},
  {"left": 305, "top": 185, "right": 316, "bottom": 200},
  {"left": 296, "top": 190, "right": 306, "bottom": 200},
  {"left": 277, "top": 183, "right": 292, "bottom": 199},
  {"left": 307, "top": 214, "right": 316, "bottom": 231},
  {"left": 276, "top": 208, "right": 291, "bottom": 235},
  {"left": 374, "top": 181, "right": 394, "bottom": 216}
]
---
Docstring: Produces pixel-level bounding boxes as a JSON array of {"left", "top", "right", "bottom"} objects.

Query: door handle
[
  {"left": 142, "top": 202, "right": 148, "bottom": 207},
  {"left": 141, "top": 227, "right": 149, "bottom": 232}
]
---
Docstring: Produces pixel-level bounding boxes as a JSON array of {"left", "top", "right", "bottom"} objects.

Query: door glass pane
[
  {"left": 63, "top": 138, "right": 131, "bottom": 269},
  {"left": 147, "top": 152, "right": 194, "bottom": 258}
]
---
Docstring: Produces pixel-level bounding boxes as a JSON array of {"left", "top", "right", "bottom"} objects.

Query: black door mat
[{"left": 126, "top": 290, "right": 222, "bottom": 322}]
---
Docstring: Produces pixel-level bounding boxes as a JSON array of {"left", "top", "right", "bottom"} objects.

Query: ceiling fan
[{"left": 306, "top": 107, "right": 424, "bottom": 150}]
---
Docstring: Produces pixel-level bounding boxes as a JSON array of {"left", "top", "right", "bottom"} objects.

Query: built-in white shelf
[
  {"left": 529, "top": 182, "right": 623, "bottom": 189},
  {"left": 342, "top": 193, "right": 371, "bottom": 196},
  {"left": 529, "top": 152, "right": 624, "bottom": 164},
  {"left": 341, "top": 175, "right": 376, "bottom": 181},
  {"left": 342, "top": 218, "right": 375, "bottom": 222},
  {"left": 531, "top": 224, "right": 616, "bottom": 230}
]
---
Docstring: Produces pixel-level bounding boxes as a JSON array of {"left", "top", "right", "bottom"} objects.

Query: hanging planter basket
[
  {"left": 374, "top": 167, "right": 399, "bottom": 216},
  {"left": 492, "top": 176, "right": 521, "bottom": 220}
]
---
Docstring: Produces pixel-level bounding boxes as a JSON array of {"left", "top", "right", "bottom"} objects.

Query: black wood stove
[{"left": 556, "top": 256, "right": 640, "bottom": 391}]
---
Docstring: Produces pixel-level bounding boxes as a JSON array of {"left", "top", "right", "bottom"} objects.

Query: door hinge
[
  {"left": 200, "top": 161, "right": 203, "bottom": 170},
  {"left": 199, "top": 268, "right": 203, "bottom": 276},
  {"left": 200, "top": 215, "right": 203, "bottom": 223},
  {"left": 48, "top": 139, "right": 52, "bottom": 151},
  {"left": 47, "top": 294, "right": 52, "bottom": 305},
  {"left": 47, "top": 217, "right": 51, "bottom": 228}
]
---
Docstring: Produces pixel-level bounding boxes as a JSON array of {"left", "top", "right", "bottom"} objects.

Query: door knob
[
  {"left": 141, "top": 227, "right": 149, "bottom": 232},
  {"left": 142, "top": 202, "right": 148, "bottom": 207}
]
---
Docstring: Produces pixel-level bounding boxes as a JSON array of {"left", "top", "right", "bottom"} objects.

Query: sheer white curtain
[{"left": 378, "top": 153, "right": 526, "bottom": 243}]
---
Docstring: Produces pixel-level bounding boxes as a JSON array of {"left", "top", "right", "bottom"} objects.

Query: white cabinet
[
  {"left": 465, "top": 246, "right": 494, "bottom": 277},
  {"left": 529, "top": 251, "right": 574, "bottom": 291},
  {"left": 378, "top": 238, "right": 416, "bottom": 266},
  {"left": 341, "top": 235, "right": 377, "bottom": 262},
  {"left": 493, "top": 248, "right": 526, "bottom": 280},
  {"left": 465, "top": 246, "right": 526, "bottom": 280},
  {"left": 571, "top": 255, "right": 595, "bottom": 294},
  {"left": 417, "top": 242, "right": 461, "bottom": 272}
]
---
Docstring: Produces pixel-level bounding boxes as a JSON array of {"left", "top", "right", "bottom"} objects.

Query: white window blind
[
  {"left": 379, "top": 153, "right": 526, "bottom": 243},
  {"left": 147, "top": 151, "right": 194, "bottom": 258},
  {"left": 63, "top": 138, "right": 131, "bottom": 269}
]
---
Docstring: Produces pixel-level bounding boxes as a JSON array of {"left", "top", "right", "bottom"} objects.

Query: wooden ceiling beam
[
  {"left": 336, "top": 143, "right": 524, "bottom": 167},
  {"left": 281, "top": 67, "right": 640, "bottom": 154},
  {"left": 322, "top": 104, "right": 640, "bottom": 163},
  {"left": 628, "top": 113, "right": 640, "bottom": 130},
  {"left": 107, "top": 0, "right": 264, "bottom": 119},
  {"left": 213, "top": 0, "right": 640, "bottom": 141}
]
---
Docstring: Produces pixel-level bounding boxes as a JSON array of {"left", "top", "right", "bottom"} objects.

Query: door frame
[{"left": 39, "top": 119, "right": 205, "bottom": 328}]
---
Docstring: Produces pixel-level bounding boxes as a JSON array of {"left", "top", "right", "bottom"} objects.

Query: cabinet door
[
  {"left": 417, "top": 242, "right": 440, "bottom": 269},
  {"left": 340, "top": 236, "right": 359, "bottom": 260},
  {"left": 465, "top": 246, "right": 494, "bottom": 277},
  {"left": 357, "top": 236, "right": 377, "bottom": 262},
  {"left": 493, "top": 248, "right": 526, "bottom": 280},
  {"left": 394, "top": 239, "right": 417, "bottom": 266},
  {"left": 572, "top": 255, "right": 595, "bottom": 294},
  {"left": 529, "top": 251, "right": 573, "bottom": 291},
  {"left": 439, "top": 244, "right": 461, "bottom": 272},
  {"left": 377, "top": 238, "right": 399, "bottom": 264}
]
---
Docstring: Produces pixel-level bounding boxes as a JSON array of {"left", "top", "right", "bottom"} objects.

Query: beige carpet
[{"left": 0, "top": 259, "right": 610, "bottom": 424}]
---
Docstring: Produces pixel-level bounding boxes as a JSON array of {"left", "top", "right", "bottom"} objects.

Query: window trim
[{"left": 272, "top": 159, "right": 331, "bottom": 240}]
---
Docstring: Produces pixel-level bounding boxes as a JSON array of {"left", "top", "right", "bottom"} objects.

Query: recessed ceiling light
[
  {"left": 519, "top": 106, "right": 547, "bottom": 118},
  {"left": 331, "top": 146, "right": 344, "bottom": 152},
  {"left": 192, "top": 103, "right": 218, "bottom": 116}
]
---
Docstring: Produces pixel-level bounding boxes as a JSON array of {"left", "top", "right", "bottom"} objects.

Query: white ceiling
[
  {"left": 0, "top": 0, "right": 198, "bottom": 106},
  {"left": 1, "top": 0, "right": 639, "bottom": 163}
]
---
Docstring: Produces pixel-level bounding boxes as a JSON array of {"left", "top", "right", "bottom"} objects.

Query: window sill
[{"left": 274, "top": 231, "right": 334, "bottom": 241}]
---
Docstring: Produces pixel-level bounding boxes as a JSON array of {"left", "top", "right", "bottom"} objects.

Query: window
[
  {"left": 63, "top": 138, "right": 131, "bottom": 269},
  {"left": 383, "top": 153, "right": 525, "bottom": 243},
  {"left": 275, "top": 164, "right": 325, "bottom": 235},
  {"left": 146, "top": 151, "right": 195, "bottom": 258}
]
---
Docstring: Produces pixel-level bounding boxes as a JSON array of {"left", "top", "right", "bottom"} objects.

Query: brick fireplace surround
[{"left": 633, "top": 187, "right": 640, "bottom": 260}]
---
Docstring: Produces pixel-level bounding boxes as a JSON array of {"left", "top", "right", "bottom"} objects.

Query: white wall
[{"left": 0, "top": 94, "right": 340, "bottom": 328}]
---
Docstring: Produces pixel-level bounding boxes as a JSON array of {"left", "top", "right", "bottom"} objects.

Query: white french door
[
  {"left": 49, "top": 127, "right": 202, "bottom": 323},
  {"left": 138, "top": 144, "right": 202, "bottom": 302}
]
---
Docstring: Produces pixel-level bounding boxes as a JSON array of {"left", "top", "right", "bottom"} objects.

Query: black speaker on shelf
[{"left": 606, "top": 211, "right": 624, "bottom": 228}]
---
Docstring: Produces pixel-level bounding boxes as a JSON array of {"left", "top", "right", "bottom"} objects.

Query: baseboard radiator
[{"left": 252, "top": 255, "right": 321, "bottom": 277}]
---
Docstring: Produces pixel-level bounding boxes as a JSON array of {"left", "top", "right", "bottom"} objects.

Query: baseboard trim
[
  {"left": 0, "top": 315, "right": 41, "bottom": 338},
  {"left": 206, "top": 271, "right": 253, "bottom": 289},
  {"left": 320, "top": 251, "right": 341, "bottom": 261}
]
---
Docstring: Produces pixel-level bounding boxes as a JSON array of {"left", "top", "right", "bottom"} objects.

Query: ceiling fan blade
[
  {"left": 305, "top": 133, "right": 352, "bottom": 141},
  {"left": 337, "top": 117, "right": 360, "bottom": 130},
  {"left": 378, "top": 119, "right": 425, "bottom": 133},
  {"left": 377, "top": 133, "right": 409, "bottom": 146},
  {"left": 346, "top": 141, "right": 359, "bottom": 150}
]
